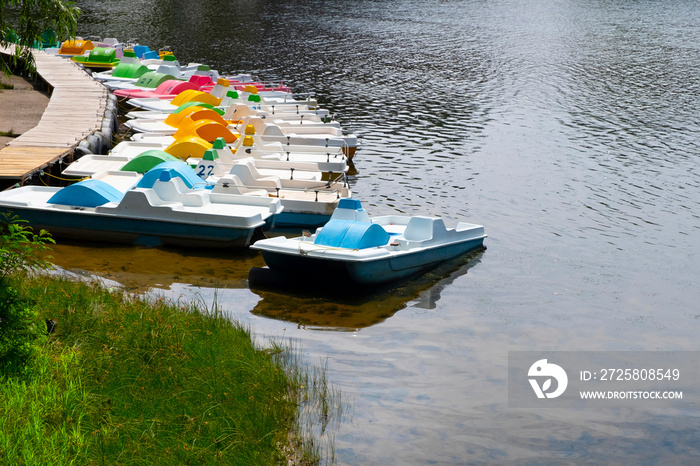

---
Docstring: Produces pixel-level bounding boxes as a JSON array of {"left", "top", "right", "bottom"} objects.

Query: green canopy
[
  {"left": 74, "top": 47, "right": 118, "bottom": 65},
  {"left": 120, "top": 150, "right": 180, "bottom": 174},
  {"left": 134, "top": 71, "right": 176, "bottom": 89},
  {"left": 112, "top": 62, "right": 150, "bottom": 79}
]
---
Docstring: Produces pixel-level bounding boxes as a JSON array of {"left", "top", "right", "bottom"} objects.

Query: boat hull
[
  {"left": 0, "top": 206, "right": 263, "bottom": 248},
  {"left": 258, "top": 236, "right": 485, "bottom": 285},
  {"left": 272, "top": 211, "right": 332, "bottom": 229}
]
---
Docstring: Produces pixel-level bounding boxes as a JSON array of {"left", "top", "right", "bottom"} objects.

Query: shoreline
[{"left": 0, "top": 74, "right": 50, "bottom": 147}]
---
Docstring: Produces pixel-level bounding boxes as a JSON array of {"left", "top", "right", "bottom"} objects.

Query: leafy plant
[
  {"left": 0, "top": 211, "right": 54, "bottom": 284},
  {"left": 0, "top": 212, "right": 54, "bottom": 374},
  {"left": 0, "top": 0, "right": 81, "bottom": 74}
]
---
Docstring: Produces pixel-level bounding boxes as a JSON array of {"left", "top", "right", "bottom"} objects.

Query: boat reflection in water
[
  {"left": 45, "top": 239, "right": 264, "bottom": 293},
  {"left": 248, "top": 248, "right": 486, "bottom": 330},
  {"left": 45, "top": 238, "right": 485, "bottom": 331}
]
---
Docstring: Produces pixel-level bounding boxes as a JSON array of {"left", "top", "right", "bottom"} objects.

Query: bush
[
  {"left": 0, "top": 212, "right": 54, "bottom": 374},
  {"left": 0, "top": 211, "right": 54, "bottom": 283}
]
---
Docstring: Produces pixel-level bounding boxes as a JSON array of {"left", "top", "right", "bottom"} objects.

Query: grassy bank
[{"left": 0, "top": 272, "right": 339, "bottom": 465}]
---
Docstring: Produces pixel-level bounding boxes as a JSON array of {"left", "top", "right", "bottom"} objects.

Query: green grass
[
  {"left": 0, "top": 274, "right": 341, "bottom": 465},
  {"left": 0, "top": 81, "right": 14, "bottom": 90}
]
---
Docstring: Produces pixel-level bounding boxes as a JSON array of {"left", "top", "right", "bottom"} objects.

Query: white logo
[{"left": 528, "top": 359, "right": 568, "bottom": 399}]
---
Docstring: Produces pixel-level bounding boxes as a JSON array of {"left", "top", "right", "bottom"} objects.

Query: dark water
[{"left": 59, "top": 0, "right": 700, "bottom": 463}]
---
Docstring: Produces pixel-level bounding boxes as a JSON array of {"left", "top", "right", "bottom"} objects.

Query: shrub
[
  {"left": 0, "top": 212, "right": 54, "bottom": 374},
  {"left": 0, "top": 211, "right": 54, "bottom": 283}
]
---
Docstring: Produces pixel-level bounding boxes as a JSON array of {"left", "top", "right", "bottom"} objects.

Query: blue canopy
[
  {"left": 47, "top": 179, "right": 123, "bottom": 207},
  {"left": 314, "top": 219, "right": 389, "bottom": 250},
  {"left": 137, "top": 161, "right": 207, "bottom": 189}
]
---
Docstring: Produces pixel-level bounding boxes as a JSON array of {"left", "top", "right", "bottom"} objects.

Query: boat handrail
[{"left": 218, "top": 180, "right": 347, "bottom": 199}]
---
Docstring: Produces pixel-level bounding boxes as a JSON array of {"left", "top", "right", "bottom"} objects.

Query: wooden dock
[{"left": 0, "top": 45, "right": 110, "bottom": 186}]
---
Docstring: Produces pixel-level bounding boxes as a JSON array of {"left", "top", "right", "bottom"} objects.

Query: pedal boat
[
  {"left": 61, "top": 147, "right": 346, "bottom": 229},
  {"left": 131, "top": 123, "right": 351, "bottom": 174},
  {"left": 124, "top": 99, "right": 331, "bottom": 132},
  {"left": 175, "top": 91, "right": 323, "bottom": 118},
  {"left": 0, "top": 162, "right": 282, "bottom": 248},
  {"left": 133, "top": 115, "right": 357, "bottom": 160},
  {"left": 62, "top": 141, "right": 326, "bottom": 182},
  {"left": 199, "top": 156, "right": 351, "bottom": 228},
  {"left": 72, "top": 46, "right": 120, "bottom": 70},
  {"left": 250, "top": 199, "right": 487, "bottom": 285},
  {"left": 127, "top": 88, "right": 312, "bottom": 114}
]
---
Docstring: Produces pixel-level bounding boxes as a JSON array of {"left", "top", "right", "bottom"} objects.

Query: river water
[{"left": 55, "top": 0, "right": 700, "bottom": 463}]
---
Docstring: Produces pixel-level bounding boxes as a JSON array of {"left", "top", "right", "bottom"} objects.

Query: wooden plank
[
  {"left": 0, "top": 45, "right": 110, "bottom": 183},
  {"left": 0, "top": 147, "right": 72, "bottom": 179}
]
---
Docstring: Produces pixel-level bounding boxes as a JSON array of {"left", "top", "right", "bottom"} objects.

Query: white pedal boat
[
  {"left": 197, "top": 157, "right": 351, "bottom": 228},
  {"left": 132, "top": 115, "right": 357, "bottom": 159},
  {"left": 131, "top": 129, "right": 350, "bottom": 174},
  {"left": 250, "top": 199, "right": 487, "bottom": 285},
  {"left": 0, "top": 162, "right": 282, "bottom": 248}
]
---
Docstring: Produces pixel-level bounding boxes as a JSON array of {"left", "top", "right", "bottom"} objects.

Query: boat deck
[{"left": 0, "top": 45, "right": 110, "bottom": 186}]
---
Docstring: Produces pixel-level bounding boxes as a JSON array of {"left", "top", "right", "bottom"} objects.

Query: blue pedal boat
[{"left": 250, "top": 199, "right": 487, "bottom": 285}]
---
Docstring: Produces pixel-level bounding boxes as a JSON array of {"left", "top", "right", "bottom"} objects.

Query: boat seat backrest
[
  {"left": 152, "top": 176, "right": 208, "bottom": 207},
  {"left": 216, "top": 175, "right": 268, "bottom": 197},
  {"left": 102, "top": 38, "right": 119, "bottom": 47},
  {"left": 156, "top": 64, "right": 181, "bottom": 77},
  {"left": 227, "top": 163, "right": 254, "bottom": 185},
  {"left": 236, "top": 117, "right": 271, "bottom": 137},
  {"left": 229, "top": 162, "right": 281, "bottom": 189},
  {"left": 223, "top": 103, "right": 254, "bottom": 121},
  {"left": 240, "top": 159, "right": 280, "bottom": 183},
  {"left": 132, "top": 45, "right": 150, "bottom": 59},
  {"left": 403, "top": 217, "right": 441, "bottom": 242},
  {"left": 262, "top": 123, "right": 286, "bottom": 137}
]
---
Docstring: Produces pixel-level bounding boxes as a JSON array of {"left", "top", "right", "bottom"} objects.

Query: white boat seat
[
  {"left": 235, "top": 116, "right": 265, "bottom": 134},
  {"left": 229, "top": 160, "right": 281, "bottom": 189},
  {"left": 155, "top": 64, "right": 181, "bottom": 78},
  {"left": 223, "top": 103, "right": 255, "bottom": 121},
  {"left": 152, "top": 176, "right": 209, "bottom": 207},
  {"left": 402, "top": 217, "right": 448, "bottom": 243},
  {"left": 215, "top": 174, "right": 269, "bottom": 197}
]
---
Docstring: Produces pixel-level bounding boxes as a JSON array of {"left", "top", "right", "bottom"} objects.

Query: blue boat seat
[
  {"left": 132, "top": 45, "right": 150, "bottom": 59},
  {"left": 314, "top": 219, "right": 389, "bottom": 249},
  {"left": 47, "top": 179, "right": 124, "bottom": 207}
]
